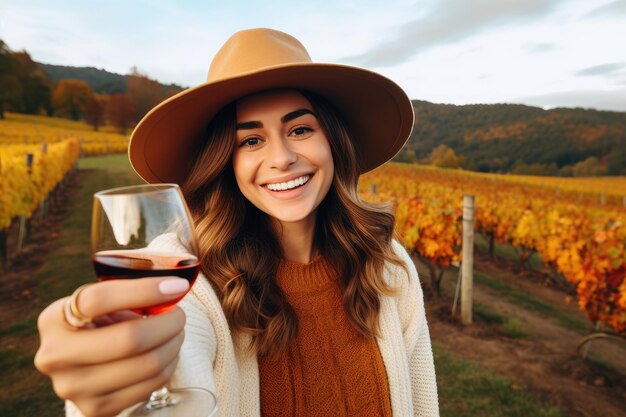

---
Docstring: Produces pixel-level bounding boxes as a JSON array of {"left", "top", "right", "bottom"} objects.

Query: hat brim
[{"left": 129, "top": 63, "right": 414, "bottom": 184}]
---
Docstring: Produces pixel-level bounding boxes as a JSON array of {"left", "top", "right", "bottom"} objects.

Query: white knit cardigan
[{"left": 67, "top": 237, "right": 439, "bottom": 417}]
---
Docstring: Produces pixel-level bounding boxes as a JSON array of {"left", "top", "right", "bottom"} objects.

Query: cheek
[
  {"left": 316, "top": 142, "right": 335, "bottom": 191},
  {"left": 231, "top": 155, "right": 257, "bottom": 204},
  {"left": 232, "top": 154, "right": 253, "bottom": 184}
]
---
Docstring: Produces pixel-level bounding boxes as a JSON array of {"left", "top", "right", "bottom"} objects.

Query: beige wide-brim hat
[{"left": 129, "top": 28, "right": 414, "bottom": 184}]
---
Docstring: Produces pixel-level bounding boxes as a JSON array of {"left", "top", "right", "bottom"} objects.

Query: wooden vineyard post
[
  {"left": 17, "top": 214, "right": 26, "bottom": 253},
  {"left": 461, "top": 195, "right": 475, "bottom": 325},
  {"left": 41, "top": 144, "right": 48, "bottom": 220},
  {"left": 0, "top": 229, "right": 7, "bottom": 267}
]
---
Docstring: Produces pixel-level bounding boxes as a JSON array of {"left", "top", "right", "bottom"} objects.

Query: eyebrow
[{"left": 236, "top": 108, "right": 315, "bottom": 130}]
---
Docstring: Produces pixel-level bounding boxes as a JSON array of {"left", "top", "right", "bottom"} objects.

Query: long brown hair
[{"left": 182, "top": 89, "right": 406, "bottom": 357}]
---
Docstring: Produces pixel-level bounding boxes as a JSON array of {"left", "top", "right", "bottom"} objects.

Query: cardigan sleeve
[{"left": 391, "top": 240, "right": 440, "bottom": 416}]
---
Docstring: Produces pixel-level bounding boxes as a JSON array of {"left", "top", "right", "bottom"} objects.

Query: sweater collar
[{"left": 275, "top": 256, "right": 339, "bottom": 294}]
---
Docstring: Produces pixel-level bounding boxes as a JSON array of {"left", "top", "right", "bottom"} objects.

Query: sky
[{"left": 1, "top": 0, "right": 625, "bottom": 112}]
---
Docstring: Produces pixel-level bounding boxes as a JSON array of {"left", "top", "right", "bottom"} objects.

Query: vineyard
[
  {"left": 0, "top": 112, "right": 129, "bottom": 155},
  {"left": 1, "top": 113, "right": 625, "bottom": 416},
  {"left": 359, "top": 163, "right": 626, "bottom": 336},
  {"left": 0, "top": 113, "right": 128, "bottom": 228},
  {"left": 0, "top": 139, "right": 79, "bottom": 229},
  {"left": 0, "top": 113, "right": 127, "bottom": 261},
  {"left": 2, "top": 112, "right": 625, "bottom": 336}
]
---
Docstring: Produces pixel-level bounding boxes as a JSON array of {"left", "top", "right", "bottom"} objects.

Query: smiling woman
[{"left": 35, "top": 28, "right": 439, "bottom": 417}]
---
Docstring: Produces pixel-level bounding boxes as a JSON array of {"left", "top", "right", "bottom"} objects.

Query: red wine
[{"left": 92, "top": 250, "right": 200, "bottom": 315}]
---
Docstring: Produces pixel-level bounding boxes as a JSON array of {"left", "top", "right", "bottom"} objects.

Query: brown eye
[
  {"left": 240, "top": 137, "right": 261, "bottom": 148},
  {"left": 291, "top": 127, "right": 312, "bottom": 137}
]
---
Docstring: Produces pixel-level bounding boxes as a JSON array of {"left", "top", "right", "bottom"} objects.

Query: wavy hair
[{"left": 182, "top": 89, "right": 407, "bottom": 357}]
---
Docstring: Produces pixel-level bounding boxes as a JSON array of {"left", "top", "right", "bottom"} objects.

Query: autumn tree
[
  {"left": 126, "top": 67, "right": 167, "bottom": 122},
  {"left": 393, "top": 148, "right": 418, "bottom": 163},
  {"left": 12, "top": 51, "right": 53, "bottom": 115},
  {"left": 85, "top": 94, "right": 108, "bottom": 131},
  {"left": 0, "top": 41, "right": 22, "bottom": 119},
  {"left": 53, "top": 79, "right": 94, "bottom": 120},
  {"left": 424, "top": 144, "right": 464, "bottom": 169},
  {"left": 107, "top": 93, "right": 134, "bottom": 134},
  {"left": 572, "top": 156, "right": 607, "bottom": 177}
]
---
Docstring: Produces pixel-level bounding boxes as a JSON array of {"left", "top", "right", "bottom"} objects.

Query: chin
[{"left": 266, "top": 206, "right": 318, "bottom": 226}]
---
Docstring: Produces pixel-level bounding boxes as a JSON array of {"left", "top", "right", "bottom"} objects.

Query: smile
[{"left": 265, "top": 175, "right": 311, "bottom": 191}]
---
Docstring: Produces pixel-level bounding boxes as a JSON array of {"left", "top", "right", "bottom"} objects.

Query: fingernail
[{"left": 158, "top": 278, "right": 190, "bottom": 295}]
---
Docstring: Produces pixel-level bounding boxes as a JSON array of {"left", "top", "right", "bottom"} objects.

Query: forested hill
[
  {"left": 37, "top": 63, "right": 185, "bottom": 94},
  {"left": 33, "top": 61, "right": 626, "bottom": 176},
  {"left": 402, "top": 100, "right": 626, "bottom": 175}
]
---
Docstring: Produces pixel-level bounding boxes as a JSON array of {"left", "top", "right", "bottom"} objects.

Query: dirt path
[{"left": 414, "top": 255, "right": 626, "bottom": 417}]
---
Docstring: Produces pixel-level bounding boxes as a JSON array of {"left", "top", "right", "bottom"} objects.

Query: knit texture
[
  {"left": 258, "top": 256, "right": 392, "bottom": 417},
  {"left": 65, "top": 236, "right": 439, "bottom": 417}
]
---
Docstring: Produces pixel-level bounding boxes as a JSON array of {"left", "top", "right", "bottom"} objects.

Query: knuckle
[
  {"left": 37, "top": 298, "right": 64, "bottom": 330},
  {"left": 144, "top": 350, "right": 168, "bottom": 376},
  {"left": 33, "top": 348, "right": 51, "bottom": 374},
  {"left": 176, "top": 330, "right": 185, "bottom": 348},
  {"left": 117, "top": 324, "right": 145, "bottom": 355},
  {"left": 34, "top": 342, "right": 64, "bottom": 374},
  {"left": 160, "top": 356, "right": 179, "bottom": 384},
  {"left": 51, "top": 378, "right": 76, "bottom": 400},
  {"left": 155, "top": 369, "right": 172, "bottom": 388},
  {"left": 169, "top": 307, "right": 186, "bottom": 329},
  {"left": 153, "top": 360, "right": 178, "bottom": 390}
]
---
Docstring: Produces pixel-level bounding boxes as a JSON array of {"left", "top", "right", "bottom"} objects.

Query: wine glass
[{"left": 92, "top": 184, "right": 218, "bottom": 417}]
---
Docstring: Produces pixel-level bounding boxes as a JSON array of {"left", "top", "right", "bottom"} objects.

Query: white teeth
[{"left": 266, "top": 175, "right": 310, "bottom": 191}]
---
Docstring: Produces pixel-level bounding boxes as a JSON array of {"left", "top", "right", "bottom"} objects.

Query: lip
[
  {"left": 262, "top": 173, "right": 314, "bottom": 200},
  {"left": 261, "top": 173, "right": 313, "bottom": 186}
]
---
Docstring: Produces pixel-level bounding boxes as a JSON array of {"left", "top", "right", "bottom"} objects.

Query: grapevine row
[
  {"left": 0, "top": 113, "right": 128, "bottom": 156},
  {"left": 359, "top": 163, "right": 626, "bottom": 334},
  {"left": 0, "top": 139, "right": 80, "bottom": 229}
]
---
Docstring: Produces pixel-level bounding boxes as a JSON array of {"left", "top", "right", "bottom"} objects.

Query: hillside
[
  {"left": 37, "top": 62, "right": 185, "bottom": 95},
  {"left": 32, "top": 62, "right": 626, "bottom": 176},
  {"left": 404, "top": 101, "right": 626, "bottom": 175}
]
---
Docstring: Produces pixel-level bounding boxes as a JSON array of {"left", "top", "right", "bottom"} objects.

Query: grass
[
  {"left": 79, "top": 153, "right": 136, "bottom": 170},
  {"left": 0, "top": 155, "right": 141, "bottom": 417},
  {"left": 434, "top": 342, "right": 566, "bottom": 417},
  {"left": 501, "top": 318, "right": 530, "bottom": 339},
  {"left": 474, "top": 271, "right": 589, "bottom": 334},
  {"left": 473, "top": 302, "right": 507, "bottom": 324},
  {"left": 474, "top": 302, "right": 529, "bottom": 339}
]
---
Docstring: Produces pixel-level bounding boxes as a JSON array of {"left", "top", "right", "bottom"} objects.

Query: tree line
[
  {"left": 0, "top": 40, "right": 182, "bottom": 133},
  {"left": 396, "top": 100, "right": 626, "bottom": 176}
]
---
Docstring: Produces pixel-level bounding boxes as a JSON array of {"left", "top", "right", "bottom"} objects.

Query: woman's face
[{"left": 232, "top": 89, "right": 334, "bottom": 228}]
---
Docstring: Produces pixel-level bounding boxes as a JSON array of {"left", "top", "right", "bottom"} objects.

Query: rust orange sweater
[{"left": 258, "top": 256, "right": 392, "bottom": 417}]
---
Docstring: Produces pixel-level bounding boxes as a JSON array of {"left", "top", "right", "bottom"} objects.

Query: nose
[{"left": 267, "top": 136, "right": 297, "bottom": 170}]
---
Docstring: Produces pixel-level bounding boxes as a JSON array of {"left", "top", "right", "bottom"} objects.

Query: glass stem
[{"left": 145, "top": 387, "right": 180, "bottom": 410}]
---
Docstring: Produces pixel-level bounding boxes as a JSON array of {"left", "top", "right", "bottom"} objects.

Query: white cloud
[
  {"left": 342, "top": 0, "right": 564, "bottom": 67},
  {"left": 514, "top": 88, "right": 626, "bottom": 112}
]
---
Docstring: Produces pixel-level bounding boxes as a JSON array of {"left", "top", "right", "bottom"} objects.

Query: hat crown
[{"left": 207, "top": 28, "right": 313, "bottom": 82}]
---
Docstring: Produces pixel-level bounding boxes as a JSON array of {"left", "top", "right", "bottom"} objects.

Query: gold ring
[{"left": 62, "top": 283, "right": 94, "bottom": 329}]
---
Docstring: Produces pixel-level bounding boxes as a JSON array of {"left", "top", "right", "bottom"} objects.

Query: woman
[{"left": 35, "top": 28, "right": 439, "bottom": 417}]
